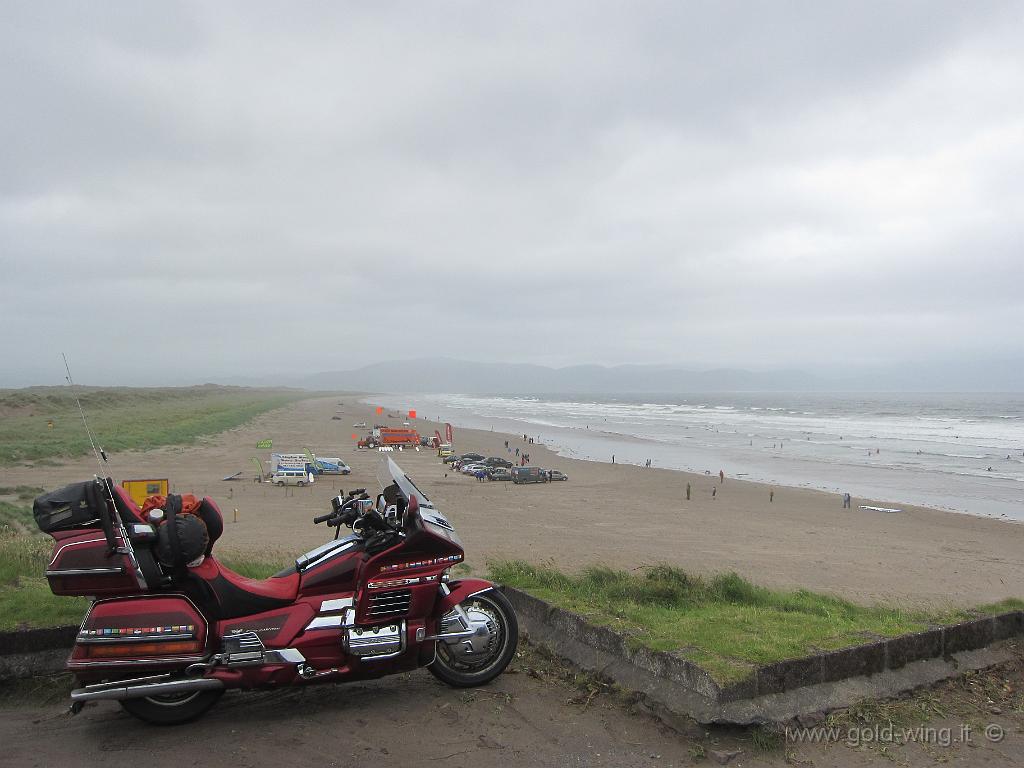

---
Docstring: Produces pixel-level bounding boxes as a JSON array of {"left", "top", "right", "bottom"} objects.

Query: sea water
[{"left": 369, "top": 392, "right": 1024, "bottom": 521}]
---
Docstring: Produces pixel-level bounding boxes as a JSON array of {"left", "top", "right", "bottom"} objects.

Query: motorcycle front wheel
[
  {"left": 428, "top": 589, "right": 518, "bottom": 688},
  {"left": 119, "top": 687, "right": 223, "bottom": 725}
]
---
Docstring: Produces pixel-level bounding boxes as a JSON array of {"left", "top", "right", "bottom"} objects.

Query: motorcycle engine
[{"left": 343, "top": 622, "right": 404, "bottom": 658}]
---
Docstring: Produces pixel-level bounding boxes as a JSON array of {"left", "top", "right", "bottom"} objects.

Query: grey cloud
[{"left": 1, "top": 1, "right": 1022, "bottom": 386}]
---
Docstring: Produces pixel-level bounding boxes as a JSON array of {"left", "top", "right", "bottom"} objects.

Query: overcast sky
[{"left": 2, "top": 1, "right": 1022, "bottom": 387}]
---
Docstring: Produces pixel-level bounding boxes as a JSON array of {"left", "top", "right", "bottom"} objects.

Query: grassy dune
[
  {"left": 0, "top": 385, "right": 308, "bottom": 629},
  {"left": 0, "top": 386, "right": 305, "bottom": 466},
  {"left": 491, "top": 560, "right": 1024, "bottom": 683}
]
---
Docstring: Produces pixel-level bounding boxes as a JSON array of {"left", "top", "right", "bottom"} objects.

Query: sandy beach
[{"left": 4, "top": 395, "right": 1023, "bottom": 610}]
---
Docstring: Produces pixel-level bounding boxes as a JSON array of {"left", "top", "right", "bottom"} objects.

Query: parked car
[
  {"left": 438, "top": 444, "right": 455, "bottom": 458},
  {"left": 269, "top": 469, "right": 313, "bottom": 487},
  {"left": 460, "top": 453, "right": 486, "bottom": 463},
  {"left": 483, "top": 457, "right": 513, "bottom": 468},
  {"left": 487, "top": 467, "right": 512, "bottom": 481},
  {"left": 461, "top": 463, "right": 488, "bottom": 475},
  {"left": 547, "top": 469, "right": 568, "bottom": 481},
  {"left": 511, "top": 466, "right": 547, "bottom": 484},
  {"left": 442, "top": 453, "right": 460, "bottom": 464}
]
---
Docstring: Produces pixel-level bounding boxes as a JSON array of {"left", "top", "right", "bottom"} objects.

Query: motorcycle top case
[
  {"left": 46, "top": 527, "right": 146, "bottom": 596},
  {"left": 33, "top": 480, "right": 106, "bottom": 534}
]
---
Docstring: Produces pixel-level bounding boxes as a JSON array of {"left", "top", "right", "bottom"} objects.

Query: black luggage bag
[{"left": 33, "top": 479, "right": 107, "bottom": 534}]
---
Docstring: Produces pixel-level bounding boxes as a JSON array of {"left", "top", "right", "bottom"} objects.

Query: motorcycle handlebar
[{"left": 312, "top": 512, "right": 333, "bottom": 525}]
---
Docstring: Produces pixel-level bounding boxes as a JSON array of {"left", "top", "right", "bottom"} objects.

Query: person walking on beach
[
  {"left": 686, "top": 482, "right": 691, "bottom": 501},
  {"left": 842, "top": 492, "right": 851, "bottom": 509},
  {"left": 719, "top": 469, "right": 725, "bottom": 484},
  {"left": 612, "top": 454, "right": 615, "bottom": 464},
  {"left": 515, "top": 447, "right": 519, "bottom": 457},
  {"left": 769, "top": 488, "right": 774, "bottom": 503},
  {"left": 712, "top": 487, "right": 717, "bottom": 500}
]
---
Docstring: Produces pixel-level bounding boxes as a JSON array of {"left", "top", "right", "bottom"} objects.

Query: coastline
[
  {"left": 366, "top": 393, "right": 1024, "bottom": 522},
  {"left": 3, "top": 394, "right": 1022, "bottom": 609},
  {"left": 363, "top": 396, "right": 1024, "bottom": 609}
]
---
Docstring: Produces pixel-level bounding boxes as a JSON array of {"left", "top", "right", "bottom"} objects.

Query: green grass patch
[
  {"left": 220, "top": 554, "right": 289, "bottom": 580},
  {"left": 0, "top": 529, "right": 90, "bottom": 630},
  {"left": 0, "top": 501, "right": 36, "bottom": 533},
  {"left": 489, "top": 561, "right": 1022, "bottom": 684},
  {"left": 0, "top": 385, "right": 307, "bottom": 466},
  {"left": 0, "top": 485, "right": 45, "bottom": 501}
]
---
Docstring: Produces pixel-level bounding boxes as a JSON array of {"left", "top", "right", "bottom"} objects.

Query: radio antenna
[
  {"left": 61, "top": 355, "right": 137, "bottom": 573},
  {"left": 62, "top": 352, "right": 109, "bottom": 473}
]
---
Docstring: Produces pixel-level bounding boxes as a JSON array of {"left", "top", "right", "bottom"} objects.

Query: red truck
[{"left": 357, "top": 427, "right": 421, "bottom": 449}]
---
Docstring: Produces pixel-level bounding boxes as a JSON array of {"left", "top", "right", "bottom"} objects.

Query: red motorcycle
[{"left": 35, "top": 458, "right": 518, "bottom": 724}]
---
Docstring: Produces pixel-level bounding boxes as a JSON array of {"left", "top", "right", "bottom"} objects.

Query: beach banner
[
  {"left": 434, "top": 430, "right": 442, "bottom": 444},
  {"left": 445, "top": 423, "right": 453, "bottom": 443},
  {"left": 256, "top": 439, "right": 272, "bottom": 449}
]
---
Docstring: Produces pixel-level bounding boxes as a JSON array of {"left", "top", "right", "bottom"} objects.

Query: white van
[
  {"left": 269, "top": 469, "right": 314, "bottom": 487},
  {"left": 315, "top": 457, "right": 351, "bottom": 475}
]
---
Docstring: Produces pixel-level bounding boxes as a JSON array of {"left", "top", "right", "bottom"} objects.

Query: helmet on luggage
[{"left": 155, "top": 513, "right": 210, "bottom": 568}]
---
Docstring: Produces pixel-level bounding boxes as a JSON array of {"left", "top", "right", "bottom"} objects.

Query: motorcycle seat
[{"left": 188, "top": 557, "right": 299, "bottom": 620}]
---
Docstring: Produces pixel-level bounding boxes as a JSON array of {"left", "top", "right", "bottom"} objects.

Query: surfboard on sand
[{"left": 859, "top": 505, "right": 902, "bottom": 513}]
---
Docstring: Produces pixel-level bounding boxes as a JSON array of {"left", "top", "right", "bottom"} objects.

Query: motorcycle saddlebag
[
  {"left": 68, "top": 595, "right": 208, "bottom": 673},
  {"left": 33, "top": 480, "right": 106, "bottom": 534}
]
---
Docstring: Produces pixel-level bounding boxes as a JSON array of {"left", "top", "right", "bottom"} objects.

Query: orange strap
[{"left": 141, "top": 493, "right": 202, "bottom": 521}]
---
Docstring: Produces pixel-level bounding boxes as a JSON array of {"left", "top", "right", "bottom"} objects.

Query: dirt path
[{"left": 3, "top": 643, "right": 1024, "bottom": 768}]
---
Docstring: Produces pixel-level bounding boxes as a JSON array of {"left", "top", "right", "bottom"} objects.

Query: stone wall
[
  {"left": 499, "top": 585, "right": 1023, "bottom": 725},
  {"left": 0, "top": 626, "right": 75, "bottom": 681}
]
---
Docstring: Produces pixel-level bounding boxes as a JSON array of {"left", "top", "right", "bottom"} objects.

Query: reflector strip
[{"left": 86, "top": 640, "right": 201, "bottom": 657}]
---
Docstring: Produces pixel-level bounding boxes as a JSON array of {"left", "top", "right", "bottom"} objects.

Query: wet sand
[{"left": 4, "top": 395, "right": 1023, "bottom": 609}]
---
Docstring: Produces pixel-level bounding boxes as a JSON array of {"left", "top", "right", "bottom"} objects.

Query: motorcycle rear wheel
[
  {"left": 428, "top": 590, "right": 518, "bottom": 688},
  {"left": 119, "top": 687, "right": 223, "bottom": 725}
]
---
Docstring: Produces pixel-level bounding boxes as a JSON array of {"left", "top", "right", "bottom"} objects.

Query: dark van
[{"left": 511, "top": 466, "right": 547, "bottom": 484}]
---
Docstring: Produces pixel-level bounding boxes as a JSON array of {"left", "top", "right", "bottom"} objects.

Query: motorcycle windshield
[{"left": 386, "top": 458, "right": 457, "bottom": 534}]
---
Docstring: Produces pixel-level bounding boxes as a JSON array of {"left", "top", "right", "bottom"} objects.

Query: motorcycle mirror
[{"left": 331, "top": 495, "right": 344, "bottom": 514}]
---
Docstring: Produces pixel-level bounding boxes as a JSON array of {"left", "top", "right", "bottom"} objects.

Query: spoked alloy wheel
[
  {"left": 428, "top": 590, "right": 518, "bottom": 687},
  {"left": 119, "top": 686, "right": 223, "bottom": 725}
]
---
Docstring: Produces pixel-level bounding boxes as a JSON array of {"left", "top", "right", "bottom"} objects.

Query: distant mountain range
[
  {"left": 296, "top": 358, "right": 824, "bottom": 394},
  {"left": 281, "top": 357, "right": 1024, "bottom": 394}
]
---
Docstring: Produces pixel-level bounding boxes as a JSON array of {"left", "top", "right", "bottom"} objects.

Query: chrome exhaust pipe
[{"left": 70, "top": 677, "right": 224, "bottom": 702}]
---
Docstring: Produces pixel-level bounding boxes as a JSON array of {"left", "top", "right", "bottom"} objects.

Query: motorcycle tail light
[{"left": 86, "top": 641, "right": 201, "bottom": 658}]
